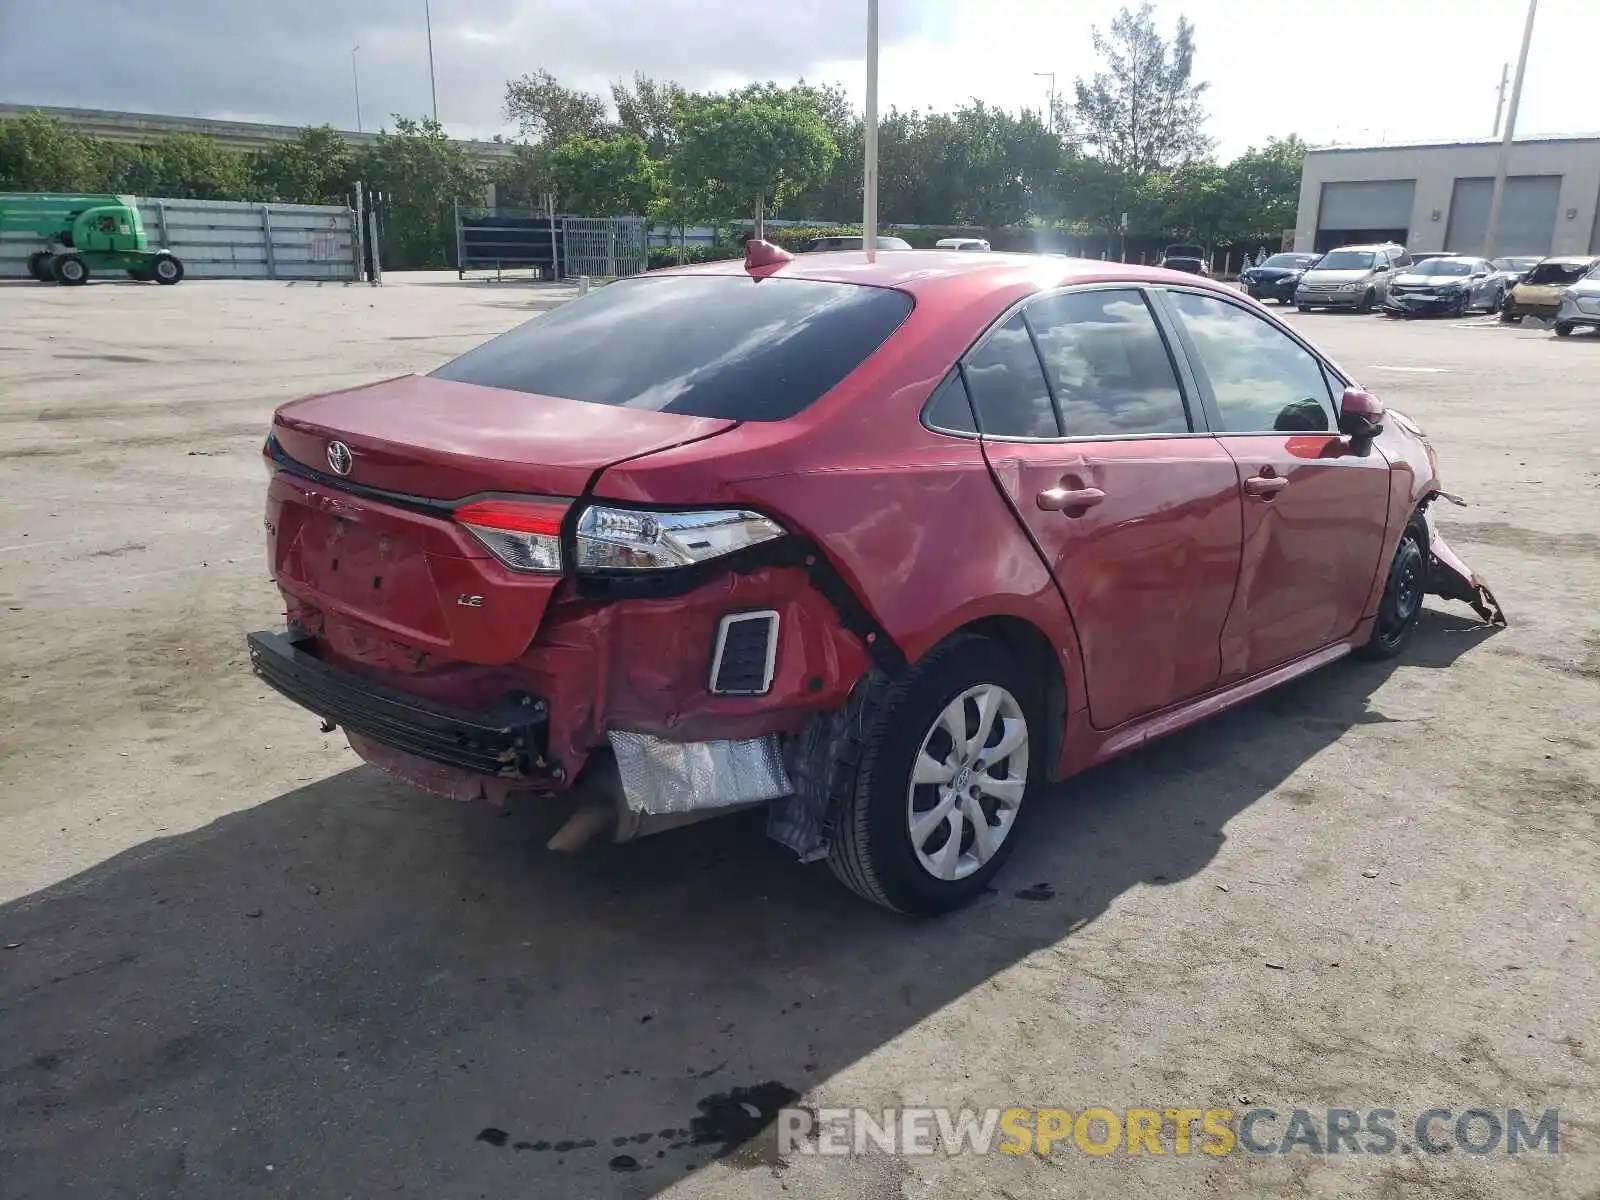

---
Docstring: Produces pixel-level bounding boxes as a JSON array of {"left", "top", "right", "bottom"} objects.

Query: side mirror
[{"left": 1339, "top": 386, "right": 1385, "bottom": 440}]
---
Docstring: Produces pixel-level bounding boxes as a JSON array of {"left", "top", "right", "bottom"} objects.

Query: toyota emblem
[{"left": 326, "top": 440, "right": 353, "bottom": 476}]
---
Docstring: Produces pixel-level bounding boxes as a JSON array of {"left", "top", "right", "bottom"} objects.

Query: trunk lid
[
  {"left": 267, "top": 375, "right": 737, "bottom": 666},
  {"left": 273, "top": 374, "right": 736, "bottom": 500}
]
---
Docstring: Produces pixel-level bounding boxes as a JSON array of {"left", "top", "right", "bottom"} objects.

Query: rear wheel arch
[{"left": 940, "top": 615, "right": 1068, "bottom": 777}]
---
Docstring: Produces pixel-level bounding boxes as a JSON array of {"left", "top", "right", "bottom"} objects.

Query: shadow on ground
[{"left": 0, "top": 611, "right": 1497, "bottom": 1199}]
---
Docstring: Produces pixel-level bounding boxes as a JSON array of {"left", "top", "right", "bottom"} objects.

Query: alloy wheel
[{"left": 904, "top": 684, "right": 1029, "bottom": 881}]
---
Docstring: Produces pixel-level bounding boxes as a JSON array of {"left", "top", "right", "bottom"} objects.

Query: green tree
[
  {"left": 105, "top": 133, "right": 252, "bottom": 200},
  {"left": 0, "top": 111, "right": 105, "bottom": 191},
  {"left": 354, "top": 116, "right": 484, "bottom": 268},
  {"left": 1223, "top": 135, "right": 1307, "bottom": 241},
  {"left": 547, "top": 133, "right": 657, "bottom": 216},
  {"left": 671, "top": 83, "right": 839, "bottom": 228},
  {"left": 489, "top": 143, "right": 553, "bottom": 210},
  {"left": 1071, "top": 1, "right": 1213, "bottom": 176},
  {"left": 610, "top": 73, "right": 684, "bottom": 158},
  {"left": 249, "top": 126, "right": 355, "bottom": 204},
  {"left": 504, "top": 69, "right": 612, "bottom": 145}
]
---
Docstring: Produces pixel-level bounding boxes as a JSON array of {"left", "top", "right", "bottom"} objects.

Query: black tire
[
  {"left": 150, "top": 254, "right": 184, "bottom": 285},
  {"left": 52, "top": 254, "right": 89, "bottom": 286},
  {"left": 1357, "top": 287, "right": 1376, "bottom": 314},
  {"left": 26, "top": 252, "right": 52, "bottom": 282},
  {"left": 1297, "top": 304, "right": 1313, "bottom": 313},
  {"left": 805, "top": 636, "right": 1045, "bottom": 915},
  {"left": 1500, "top": 307, "right": 1518, "bottom": 324},
  {"left": 1554, "top": 322, "right": 1574, "bottom": 337},
  {"left": 1355, "top": 520, "right": 1427, "bottom": 661}
]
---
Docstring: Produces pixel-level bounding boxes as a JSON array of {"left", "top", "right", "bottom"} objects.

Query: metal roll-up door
[
  {"left": 1446, "top": 175, "right": 1562, "bottom": 256},
  {"left": 1315, "top": 179, "right": 1415, "bottom": 251}
]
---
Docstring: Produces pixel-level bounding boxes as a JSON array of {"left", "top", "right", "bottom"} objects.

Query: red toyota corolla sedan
[{"left": 249, "top": 244, "right": 1504, "bottom": 914}]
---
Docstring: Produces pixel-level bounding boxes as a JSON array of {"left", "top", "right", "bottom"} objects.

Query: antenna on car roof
[{"left": 744, "top": 238, "right": 794, "bottom": 275}]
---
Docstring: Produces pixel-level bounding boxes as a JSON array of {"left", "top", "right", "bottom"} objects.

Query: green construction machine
[{"left": 1, "top": 193, "right": 185, "bottom": 285}]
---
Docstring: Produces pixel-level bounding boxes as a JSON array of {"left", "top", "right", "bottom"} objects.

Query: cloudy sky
[{"left": 1, "top": 0, "right": 1596, "bottom": 157}]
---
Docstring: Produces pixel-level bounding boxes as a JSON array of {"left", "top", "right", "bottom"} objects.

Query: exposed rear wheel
[
  {"left": 1554, "top": 322, "right": 1574, "bottom": 338},
  {"left": 818, "top": 636, "right": 1043, "bottom": 915},
  {"left": 1356, "top": 522, "right": 1427, "bottom": 661},
  {"left": 26, "top": 252, "right": 52, "bottom": 282}
]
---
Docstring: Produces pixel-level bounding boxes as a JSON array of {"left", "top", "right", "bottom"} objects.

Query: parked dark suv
[{"left": 1158, "top": 244, "right": 1208, "bottom": 275}]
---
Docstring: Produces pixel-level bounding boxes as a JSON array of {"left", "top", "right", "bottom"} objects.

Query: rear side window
[
  {"left": 961, "top": 314, "right": 1058, "bottom": 438},
  {"left": 430, "top": 275, "right": 912, "bottom": 421},
  {"left": 1025, "top": 290, "right": 1191, "bottom": 436},
  {"left": 923, "top": 371, "right": 978, "bottom": 433}
]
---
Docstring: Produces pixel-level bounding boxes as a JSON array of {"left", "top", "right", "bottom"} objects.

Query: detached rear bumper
[{"left": 247, "top": 630, "right": 553, "bottom": 779}]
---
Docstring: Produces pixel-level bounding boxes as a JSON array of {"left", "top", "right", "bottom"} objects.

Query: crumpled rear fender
[{"left": 1422, "top": 499, "right": 1507, "bottom": 627}]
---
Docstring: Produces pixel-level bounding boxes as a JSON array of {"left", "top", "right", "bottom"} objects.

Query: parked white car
[{"left": 1553, "top": 261, "right": 1600, "bottom": 337}]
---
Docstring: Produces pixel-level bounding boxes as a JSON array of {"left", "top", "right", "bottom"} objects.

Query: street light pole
[
  {"left": 351, "top": 45, "right": 363, "bottom": 133},
  {"left": 425, "top": 0, "right": 440, "bottom": 124},
  {"left": 1034, "top": 72, "right": 1056, "bottom": 134},
  {"left": 1491, "top": 61, "right": 1509, "bottom": 137},
  {"left": 863, "top": 0, "right": 879, "bottom": 263},
  {"left": 1482, "top": 0, "right": 1538, "bottom": 259}
]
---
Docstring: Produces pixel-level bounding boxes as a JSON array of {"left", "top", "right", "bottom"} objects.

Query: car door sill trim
[{"left": 1092, "top": 641, "right": 1353, "bottom": 762}]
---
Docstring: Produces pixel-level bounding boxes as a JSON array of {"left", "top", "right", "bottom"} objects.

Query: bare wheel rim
[
  {"left": 156, "top": 258, "right": 178, "bottom": 280},
  {"left": 905, "top": 683, "right": 1029, "bottom": 882}
]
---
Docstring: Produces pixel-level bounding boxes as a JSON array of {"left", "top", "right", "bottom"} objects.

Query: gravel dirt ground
[{"left": 0, "top": 276, "right": 1596, "bottom": 1199}]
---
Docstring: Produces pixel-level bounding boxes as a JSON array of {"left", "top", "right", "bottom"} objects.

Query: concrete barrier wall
[{"left": 1, "top": 197, "right": 358, "bottom": 281}]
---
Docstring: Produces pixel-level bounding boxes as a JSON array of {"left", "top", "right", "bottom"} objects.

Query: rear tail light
[
  {"left": 574, "top": 505, "right": 786, "bottom": 571},
  {"left": 455, "top": 497, "right": 566, "bottom": 573}
]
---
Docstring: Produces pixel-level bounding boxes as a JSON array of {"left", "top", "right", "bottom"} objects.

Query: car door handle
[
  {"left": 1244, "top": 474, "right": 1289, "bottom": 498},
  {"left": 1037, "top": 486, "right": 1106, "bottom": 512}
]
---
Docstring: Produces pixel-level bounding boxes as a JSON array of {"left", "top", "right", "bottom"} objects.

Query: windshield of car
[
  {"left": 1316, "top": 251, "right": 1375, "bottom": 270},
  {"left": 1262, "top": 254, "right": 1314, "bottom": 269},
  {"left": 1411, "top": 258, "right": 1472, "bottom": 276},
  {"left": 1524, "top": 261, "right": 1592, "bottom": 285},
  {"left": 431, "top": 275, "right": 913, "bottom": 421},
  {"left": 1164, "top": 246, "right": 1205, "bottom": 260},
  {"left": 1492, "top": 257, "right": 1539, "bottom": 272}
]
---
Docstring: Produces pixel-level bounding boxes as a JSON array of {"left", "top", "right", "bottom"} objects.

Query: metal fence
[
  {"left": 561, "top": 217, "right": 647, "bottom": 279},
  {"left": 1, "top": 197, "right": 358, "bottom": 281},
  {"left": 454, "top": 207, "right": 647, "bottom": 280}
]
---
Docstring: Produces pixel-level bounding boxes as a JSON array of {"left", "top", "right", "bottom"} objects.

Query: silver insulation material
[{"left": 606, "top": 730, "right": 794, "bottom": 815}]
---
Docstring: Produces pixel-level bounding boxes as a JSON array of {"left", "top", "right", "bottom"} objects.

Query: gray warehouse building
[{"left": 1293, "top": 135, "right": 1600, "bottom": 258}]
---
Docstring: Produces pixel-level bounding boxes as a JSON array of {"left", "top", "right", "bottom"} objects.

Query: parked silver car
[
  {"left": 1553, "top": 261, "right": 1600, "bottom": 337},
  {"left": 1381, "top": 257, "right": 1500, "bottom": 318},
  {"left": 1295, "top": 243, "right": 1410, "bottom": 312},
  {"left": 1487, "top": 256, "right": 1540, "bottom": 308}
]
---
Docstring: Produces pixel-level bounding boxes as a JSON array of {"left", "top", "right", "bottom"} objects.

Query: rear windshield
[
  {"left": 1524, "top": 261, "right": 1592, "bottom": 285},
  {"left": 431, "top": 274, "right": 913, "bottom": 421}
]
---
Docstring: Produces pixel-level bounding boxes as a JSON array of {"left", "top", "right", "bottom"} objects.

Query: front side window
[
  {"left": 1025, "top": 290, "right": 1191, "bottom": 436},
  {"left": 431, "top": 274, "right": 912, "bottom": 421},
  {"left": 961, "top": 314, "right": 1058, "bottom": 438},
  {"left": 1166, "top": 291, "right": 1335, "bottom": 434}
]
